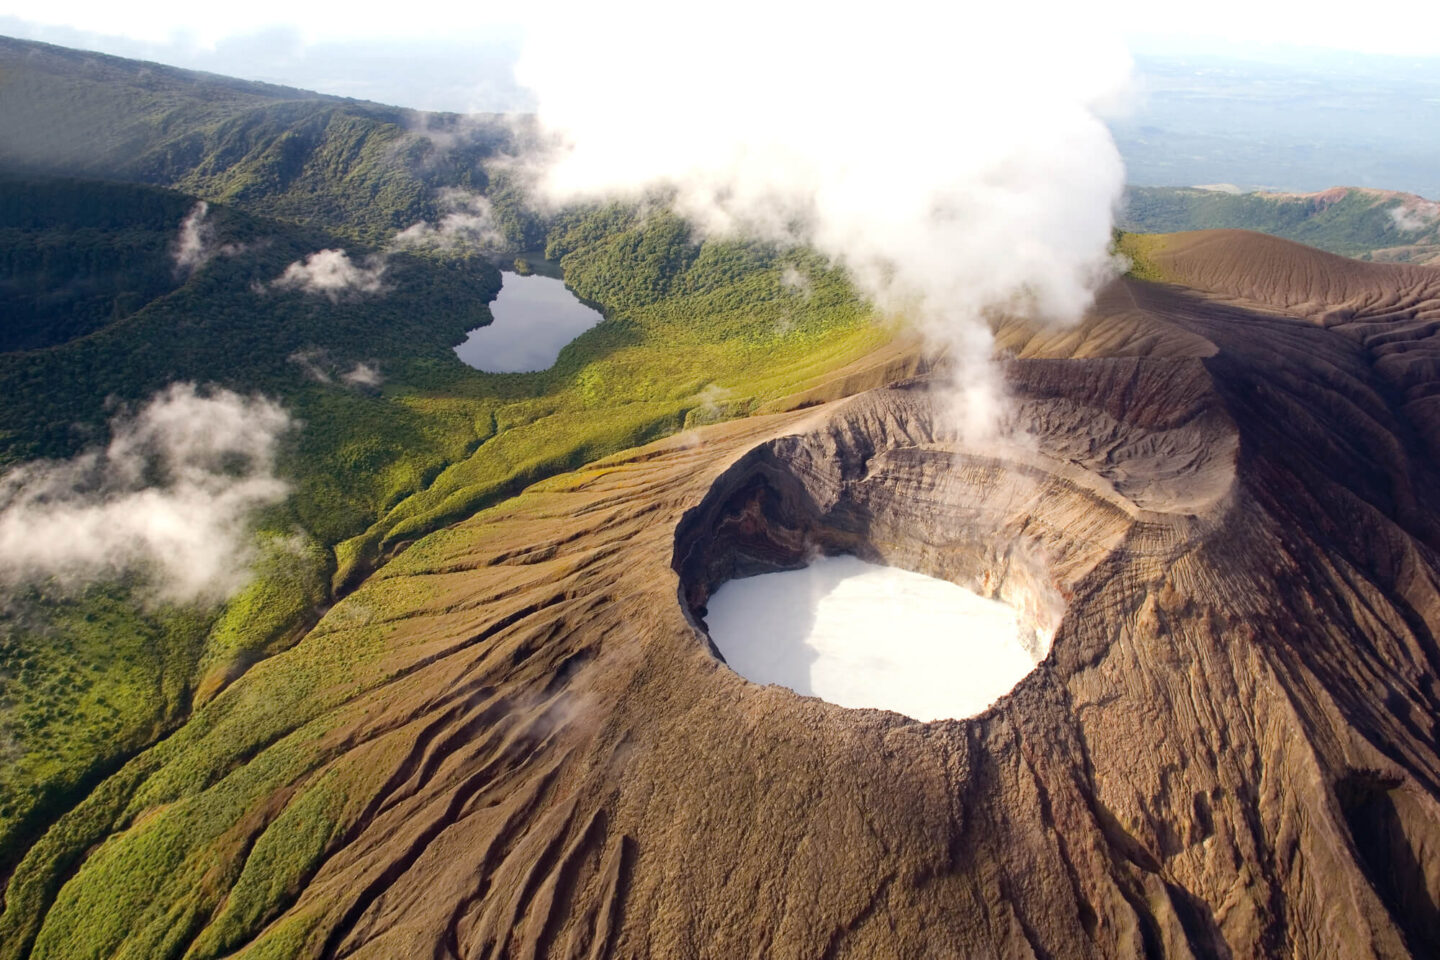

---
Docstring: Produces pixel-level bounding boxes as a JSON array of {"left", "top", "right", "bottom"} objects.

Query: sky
[
  {"left": 4, "top": 0, "right": 1440, "bottom": 56},
  {"left": 3, "top": 1, "right": 1440, "bottom": 113}
]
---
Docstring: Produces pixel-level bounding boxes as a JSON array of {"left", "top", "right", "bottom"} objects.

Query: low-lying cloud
[
  {"left": 341, "top": 361, "right": 383, "bottom": 388},
  {"left": 393, "top": 188, "right": 506, "bottom": 252},
  {"left": 271, "top": 249, "right": 387, "bottom": 300},
  {"left": 778, "top": 265, "right": 812, "bottom": 298},
  {"left": 1390, "top": 199, "right": 1440, "bottom": 233},
  {"left": 288, "top": 349, "right": 383, "bottom": 389},
  {"left": 172, "top": 201, "right": 243, "bottom": 275},
  {"left": 271, "top": 188, "right": 503, "bottom": 301},
  {"left": 0, "top": 384, "right": 293, "bottom": 605},
  {"left": 515, "top": 3, "right": 1131, "bottom": 441}
]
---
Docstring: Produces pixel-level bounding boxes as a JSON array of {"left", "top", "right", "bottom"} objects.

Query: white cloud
[
  {"left": 270, "top": 249, "right": 386, "bottom": 300},
  {"left": 1390, "top": 200, "right": 1440, "bottom": 233},
  {"left": 272, "top": 191, "right": 500, "bottom": 304},
  {"left": 172, "top": 201, "right": 211, "bottom": 272},
  {"left": 171, "top": 201, "right": 242, "bottom": 274},
  {"left": 516, "top": 2, "right": 1130, "bottom": 442},
  {"left": 288, "top": 347, "right": 333, "bottom": 384},
  {"left": 288, "top": 350, "right": 383, "bottom": 389},
  {"left": 684, "top": 383, "right": 731, "bottom": 428},
  {"left": 340, "top": 361, "right": 382, "bottom": 387},
  {"left": 778, "top": 265, "right": 811, "bottom": 299},
  {"left": 392, "top": 188, "right": 506, "bottom": 252},
  {"left": 0, "top": 384, "right": 292, "bottom": 605}
]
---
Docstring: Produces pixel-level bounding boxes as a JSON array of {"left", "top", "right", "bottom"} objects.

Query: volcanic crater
[{"left": 12, "top": 232, "right": 1440, "bottom": 959}]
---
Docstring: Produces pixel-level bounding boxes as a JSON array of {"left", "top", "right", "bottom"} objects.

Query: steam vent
[{"left": 11, "top": 231, "right": 1440, "bottom": 959}]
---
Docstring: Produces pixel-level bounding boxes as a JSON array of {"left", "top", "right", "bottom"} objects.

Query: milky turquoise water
[{"left": 704, "top": 555, "right": 1042, "bottom": 722}]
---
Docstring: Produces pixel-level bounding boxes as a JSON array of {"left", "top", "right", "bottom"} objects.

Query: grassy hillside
[
  {"left": 1120, "top": 185, "right": 1440, "bottom": 263},
  {"left": 0, "top": 176, "right": 504, "bottom": 882},
  {"left": 330, "top": 207, "right": 881, "bottom": 592}
]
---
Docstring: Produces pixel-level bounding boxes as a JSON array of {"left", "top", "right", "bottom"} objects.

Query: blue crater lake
[{"left": 454, "top": 272, "right": 604, "bottom": 373}]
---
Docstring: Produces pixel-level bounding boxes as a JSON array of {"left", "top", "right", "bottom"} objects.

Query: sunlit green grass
[
  {"left": 334, "top": 263, "right": 881, "bottom": 589},
  {"left": 1113, "top": 230, "right": 1173, "bottom": 283}
]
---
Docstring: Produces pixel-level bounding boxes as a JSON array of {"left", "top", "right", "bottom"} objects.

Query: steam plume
[
  {"left": 0, "top": 384, "right": 292, "bottom": 605},
  {"left": 515, "top": 3, "right": 1131, "bottom": 439}
]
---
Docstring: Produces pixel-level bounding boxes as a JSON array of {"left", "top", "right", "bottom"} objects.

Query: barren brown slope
[
  {"left": 1137, "top": 229, "right": 1440, "bottom": 469},
  {"left": 9, "top": 235, "right": 1440, "bottom": 959}
]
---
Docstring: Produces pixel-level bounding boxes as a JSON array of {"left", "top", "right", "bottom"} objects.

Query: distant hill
[
  {"left": 1110, "top": 52, "right": 1440, "bottom": 202},
  {"left": 0, "top": 36, "right": 538, "bottom": 247},
  {"left": 1120, "top": 185, "right": 1440, "bottom": 264}
]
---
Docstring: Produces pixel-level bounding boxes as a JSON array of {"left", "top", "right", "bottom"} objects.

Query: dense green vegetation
[
  {"left": 1112, "top": 231, "right": 1170, "bottom": 284},
  {"left": 332, "top": 212, "right": 879, "bottom": 591},
  {"left": 1120, "top": 185, "right": 1440, "bottom": 262},
  {"left": 0, "top": 177, "right": 503, "bottom": 879},
  {"left": 0, "top": 584, "right": 212, "bottom": 883},
  {"left": 0, "top": 36, "right": 522, "bottom": 247},
  {"left": 0, "top": 178, "right": 196, "bottom": 351},
  {"left": 0, "top": 181, "right": 499, "bottom": 467}
]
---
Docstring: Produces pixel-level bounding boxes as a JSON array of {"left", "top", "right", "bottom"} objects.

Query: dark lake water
[{"left": 454, "top": 272, "right": 603, "bottom": 373}]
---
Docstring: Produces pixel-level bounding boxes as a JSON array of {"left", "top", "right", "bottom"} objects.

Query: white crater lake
[
  {"left": 454, "top": 272, "right": 603, "bottom": 373},
  {"left": 704, "top": 554, "right": 1046, "bottom": 722}
]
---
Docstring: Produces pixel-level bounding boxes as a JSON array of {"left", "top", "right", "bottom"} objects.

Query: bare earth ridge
[{"left": 8, "top": 231, "right": 1440, "bottom": 958}]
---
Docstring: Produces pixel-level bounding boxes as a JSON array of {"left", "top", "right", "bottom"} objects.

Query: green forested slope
[
  {"left": 0, "top": 177, "right": 503, "bottom": 884},
  {"left": 1120, "top": 185, "right": 1440, "bottom": 263},
  {"left": 0, "top": 36, "right": 530, "bottom": 247},
  {"left": 0, "top": 178, "right": 194, "bottom": 351}
]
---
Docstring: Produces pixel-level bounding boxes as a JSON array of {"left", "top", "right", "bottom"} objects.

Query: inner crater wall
[{"left": 671, "top": 377, "right": 1209, "bottom": 664}]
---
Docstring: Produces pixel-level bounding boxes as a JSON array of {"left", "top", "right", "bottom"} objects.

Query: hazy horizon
[{"left": 4, "top": 15, "right": 1439, "bottom": 198}]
